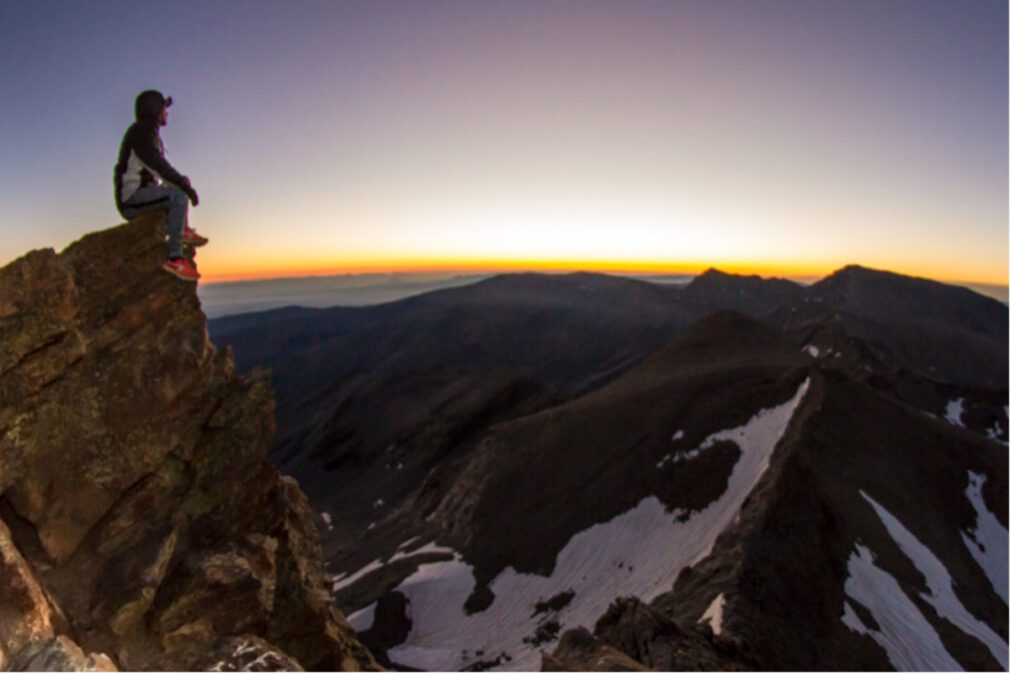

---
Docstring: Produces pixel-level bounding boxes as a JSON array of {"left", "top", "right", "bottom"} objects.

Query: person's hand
[{"left": 178, "top": 176, "right": 200, "bottom": 206}]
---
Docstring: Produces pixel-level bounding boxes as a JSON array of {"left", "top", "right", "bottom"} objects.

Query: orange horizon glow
[{"left": 198, "top": 256, "right": 1009, "bottom": 289}]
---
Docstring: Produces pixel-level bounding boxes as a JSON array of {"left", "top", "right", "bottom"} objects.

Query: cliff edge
[{"left": 0, "top": 213, "right": 379, "bottom": 671}]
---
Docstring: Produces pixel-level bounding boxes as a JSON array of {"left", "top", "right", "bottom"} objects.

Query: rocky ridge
[{"left": 0, "top": 214, "right": 378, "bottom": 671}]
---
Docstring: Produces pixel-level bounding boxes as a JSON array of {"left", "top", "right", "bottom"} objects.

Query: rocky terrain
[
  {"left": 213, "top": 261, "right": 1008, "bottom": 670},
  {"left": 0, "top": 214, "right": 378, "bottom": 671}
]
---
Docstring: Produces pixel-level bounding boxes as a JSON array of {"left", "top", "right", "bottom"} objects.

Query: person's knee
[{"left": 168, "top": 186, "right": 189, "bottom": 210}]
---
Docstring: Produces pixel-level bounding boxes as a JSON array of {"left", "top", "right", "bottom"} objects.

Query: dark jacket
[{"left": 113, "top": 117, "right": 188, "bottom": 216}]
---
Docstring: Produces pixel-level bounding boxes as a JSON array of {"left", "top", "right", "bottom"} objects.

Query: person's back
[{"left": 114, "top": 89, "right": 207, "bottom": 281}]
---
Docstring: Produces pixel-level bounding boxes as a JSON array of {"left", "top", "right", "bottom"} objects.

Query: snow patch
[
  {"left": 672, "top": 429, "right": 684, "bottom": 442},
  {"left": 398, "top": 536, "right": 421, "bottom": 551},
  {"left": 331, "top": 541, "right": 458, "bottom": 593},
  {"left": 699, "top": 593, "right": 726, "bottom": 635},
  {"left": 321, "top": 512, "right": 333, "bottom": 530},
  {"left": 386, "top": 379, "right": 810, "bottom": 671},
  {"left": 945, "top": 398, "right": 965, "bottom": 427},
  {"left": 841, "top": 545, "right": 963, "bottom": 671},
  {"left": 802, "top": 344, "right": 820, "bottom": 358},
  {"left": 373, "top": 498, "right": 385, "bottom": 509},
  {"left": 348, "top": 602, "right": 378, "bottom": 633},
  {"left": 331, "top": 559, "right": 384, "bottom": 593},
  {"left": 656, "top": 448, "right": 702, "bottom": 468},
  {"left": 961, "top": 472, "right": 1008, "bottom": 605},
  {"left": 862, "top": 491, "right": 1007, "bottom": 669}
]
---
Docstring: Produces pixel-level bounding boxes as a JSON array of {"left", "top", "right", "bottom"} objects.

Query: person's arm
[{"left": 131, "top": 123, "right": 199, "bottom": 205}]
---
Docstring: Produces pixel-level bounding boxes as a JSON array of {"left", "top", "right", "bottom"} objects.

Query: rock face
[
  {"left": 0, "top": 213, "right": 379, "bottom": 670},
  {"left": 544, "top": 597, "right": 745, "bottom": 671}
]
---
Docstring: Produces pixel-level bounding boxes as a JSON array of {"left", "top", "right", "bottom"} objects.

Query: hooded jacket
[{"left": 113, "top": 94, "right": 189, "bottom": 216}]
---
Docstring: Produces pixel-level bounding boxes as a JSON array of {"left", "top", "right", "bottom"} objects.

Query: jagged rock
[
  {"left": 542, "top": 627, "right": 650, "bottom": 671},
  {"left": 546, "top": 598, "right": 745, "bottom": 672},
  {"left": 9, "top": 636, "right": 116, "bottom": 672},
  {"left": 0, "top": 517, "right": 60, "bottom": 667},
  {"left": 167, "top": 634, "right": 304, "bottom": 672},
  {"left": 0, "top": 214, "right": 379, "bottom": 671},
  {"left": 592, "top": 597, "right": 744, "bottom": 670}
]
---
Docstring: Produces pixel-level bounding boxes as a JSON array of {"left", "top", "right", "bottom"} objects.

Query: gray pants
[{"left": 121, "top": 185, "right": 188, "bottom": 258}]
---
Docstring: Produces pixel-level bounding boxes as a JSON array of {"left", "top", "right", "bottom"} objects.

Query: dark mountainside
[
  {"left": 0, "top": 214, "right": 378, "bottom": 671},
  {"left": 210, "top": 261, "right": 1008, "bottom": 671},
  {"left": 210, "top": 270, "right": 804, "bottom": 543}
]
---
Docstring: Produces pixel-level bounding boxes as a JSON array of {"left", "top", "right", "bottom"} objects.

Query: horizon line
[{"left": 198, "top": 262, "right": 1009, "bottom": 293}]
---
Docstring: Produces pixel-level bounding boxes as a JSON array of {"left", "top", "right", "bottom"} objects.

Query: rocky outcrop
[
  {"left": 543, "top": 598, "right": 745, "bottom": 671},
  {"left": 0, "top": 214, "right": 379, "bottom": 670}
]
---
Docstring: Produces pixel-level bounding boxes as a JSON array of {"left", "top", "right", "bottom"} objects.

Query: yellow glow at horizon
[{"left": 195, "top": 188, "right": 1006, "bottom": 287}]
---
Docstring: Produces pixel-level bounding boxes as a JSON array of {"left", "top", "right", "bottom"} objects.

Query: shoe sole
[
  {"left": 183, "top": 239, "right": 209, "bottom": 247},
  {"left": 162, "top": 265, "right": 200, "bottom": 282}
]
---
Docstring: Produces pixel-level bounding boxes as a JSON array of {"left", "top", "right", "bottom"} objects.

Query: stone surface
[
  {"left": 9, "top": 636, "right": 117, "bottom": 672},
  {"left": 545, "top": 599, "right": 745, "bottom": 672},
  {"left": 0, "top": 517, "right": 58, "bottom": 666},
  {"left": 0, "top": 214, "right": 379, "bottom": 671},
  {"left": 542, "top": 628, "right": 650, "bottom": 672}
]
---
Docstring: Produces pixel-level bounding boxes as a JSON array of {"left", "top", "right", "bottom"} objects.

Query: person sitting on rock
[{"left": 114, "top": 89, "right": 208, "bottom": 281}]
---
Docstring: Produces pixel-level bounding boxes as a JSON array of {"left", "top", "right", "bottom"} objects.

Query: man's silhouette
[{"left": 114, "top": 90, "right": 207, "bottom": 281}]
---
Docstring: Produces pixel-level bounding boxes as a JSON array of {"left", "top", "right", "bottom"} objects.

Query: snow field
[
  {"left": 961, "top": 472, "right": 1008, "bottom": 605},
  {"left": 841, "top": 489, "right": 1007, "bottom": 670},
  {"left": 381, "top": 378, "right": 810, "bottom": 670}
]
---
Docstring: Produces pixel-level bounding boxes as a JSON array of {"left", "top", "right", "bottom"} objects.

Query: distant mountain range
[
  {"left": 198, "top": 269, "right": 1008, "bottom": 319},
  {"left": 209, "top": 264, "right": 1008, "bottom": 671}
]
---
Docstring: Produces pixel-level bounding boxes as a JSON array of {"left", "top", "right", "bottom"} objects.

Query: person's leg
[
  {"left": 121, "top": 184, "right": 175, "bottom": 219},
  {"left": 122, "top": 185, "right": 189, "bottom": 259},
  {"left": 164, "top": 187, "right": 189, "bottom": 260}
]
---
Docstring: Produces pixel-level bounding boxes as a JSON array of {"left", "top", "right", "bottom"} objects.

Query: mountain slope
[
  {"left": 774, "top": 264, "right": 1008, "bottom": 388},
  {"left": 208, "top": 269, "right": 814, "bottom": 549},
  {"left": 640, "top": 367, "right": 1007, "bottom": 670},
  {"left": 208, "top": 262, "right": 1007, "bottom": 671},
  {"left": 325, "top": 312, "right": 1007, "bottom": 671},
  {"left": 327, "top": 313, "right": 813, "bottom": 669}
]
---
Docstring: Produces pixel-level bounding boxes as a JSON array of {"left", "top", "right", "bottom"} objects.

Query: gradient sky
[{"left": 1, "top": 0, "right": 1006, "bottom": 285}]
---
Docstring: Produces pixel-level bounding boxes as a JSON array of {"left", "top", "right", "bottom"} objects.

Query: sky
[{"left": 1, "top": 0, "right": 1006, "bottom": 286}]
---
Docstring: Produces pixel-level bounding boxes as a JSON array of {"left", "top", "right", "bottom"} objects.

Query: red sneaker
[
  {"left": 162, "top": 257, "right": 200, "bottom": 282},
  {"left": 183, "top": 226, "right": 209, "bottom": 247}
]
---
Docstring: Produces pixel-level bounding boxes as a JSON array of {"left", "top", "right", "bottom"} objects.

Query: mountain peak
[{"left": 0, "top": 214, "right": 378, "bottom": 671}]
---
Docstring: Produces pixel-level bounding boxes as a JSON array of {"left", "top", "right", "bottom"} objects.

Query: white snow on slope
[
  {"left": 699, "top": 593, "right": 726, "bottom": 635},
  {"left": 841, "top": 547, "right": 963, "bottom": 672},
  {"left": 656, "top": 446, "right": 701, "bottom": 468},
  {"left": 803, "top": 344, "right": 820, "bottom": 358},
  {"left": 945, "top": 398, "right": 965, "bottom": 427},
  {"left": 331, "top": 541, "right": 458, "bottom": 593},
  {"left": 856, "top": 491, "right": 1007, "bottom": 669},
  {"left": 985, "top": 423, "right": 1006, "bottom": 445},
  {"left": 384, "top": 378, "right": 810, "bottom": 671},
  {"left": 398, "top": 536, "right": 421, "bottom": 551},
  {"left": 348, "top": 601, "right": 377, "bottom": 632},
  {"left": 961, "top": 471, "right": 1008, "bottom": 605}
]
